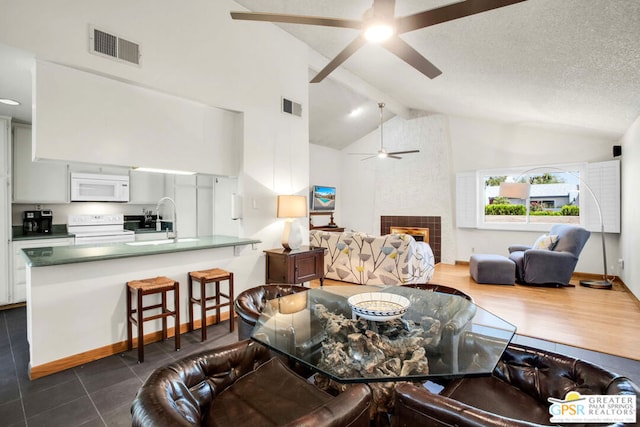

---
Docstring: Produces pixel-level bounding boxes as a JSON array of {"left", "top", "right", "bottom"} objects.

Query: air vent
[
  {"left": 89, "top": 26, "right": 140, "bottom": 66},
  {"left": 282, "top": 97, "right": 302, "bottom": 117}
]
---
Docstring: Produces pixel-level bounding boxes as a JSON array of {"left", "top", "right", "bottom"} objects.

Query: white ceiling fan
[{"left": 350, "top": 102, "right": 419, "bottom": 160}]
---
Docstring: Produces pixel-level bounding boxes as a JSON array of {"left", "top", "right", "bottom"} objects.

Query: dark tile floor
[
  {"left": 1, "top": 306, "right": 639, "bottom": 426},
  {"left": 0, "top": 306, "right": 237, "bottom": 427}
]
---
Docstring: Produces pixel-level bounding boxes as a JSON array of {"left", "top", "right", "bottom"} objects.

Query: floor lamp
[
  {"left": 499, "top": 167, "right": 612, "bottom": 290},
  {"left": 277, "top": 195, "right": 307, "bottom": 250}
]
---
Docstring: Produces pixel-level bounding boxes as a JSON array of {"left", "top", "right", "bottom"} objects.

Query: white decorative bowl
[{"left": 347, "top": 292, "right": 411, "bottom": 322}]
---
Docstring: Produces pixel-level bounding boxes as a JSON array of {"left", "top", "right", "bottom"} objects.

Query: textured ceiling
[
  {"left": 2, "top": 1, "right": 639, "bottom": 151},
  {"left": 235, "top": 0, "right": 640, "bottom": 149}
]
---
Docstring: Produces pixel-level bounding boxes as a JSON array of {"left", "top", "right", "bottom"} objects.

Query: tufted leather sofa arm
[
  {"left": 131, "top": 340, "right": 271, "bottom": 427},
  {"left": 493, "top": 344, "right": 639, "bottom": 406},
  {"left": 393, "top": 383, "right": 541, "bottom": 427},
  {"left": 234, "top": 284, "right": 308, "bottom": 340},
  {"left": 393, "top": 343, "right": 640, "bottom": 427}
]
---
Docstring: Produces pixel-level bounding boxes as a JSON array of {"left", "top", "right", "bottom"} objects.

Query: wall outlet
[{"left": 618, "top": 259, "right": 624, "bottom": 270}]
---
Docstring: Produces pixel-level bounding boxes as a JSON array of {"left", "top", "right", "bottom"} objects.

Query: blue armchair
[{"left": 508, "top": 224, "right": 591, "bottom": 286}]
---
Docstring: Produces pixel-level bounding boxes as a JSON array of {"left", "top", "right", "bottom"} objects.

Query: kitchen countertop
[
  {"left": 12, "top": 231, "right": 75, "bottom": 241},
  {"left": 22, "top": 235, "right": 261, "bottom": 267},
  {"left": 12, "top": 224, "right": 74, "bottom": 241}
]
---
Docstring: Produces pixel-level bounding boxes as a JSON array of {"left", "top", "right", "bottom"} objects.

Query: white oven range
[{"left": 68, "top": 213, "right": 135, "bottom": 245}]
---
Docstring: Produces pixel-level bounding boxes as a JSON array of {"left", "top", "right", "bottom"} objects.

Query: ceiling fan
[
  {"left": 350, "top": 102, "right": 419, "bottom": 160},
  {"left": 231, "top": 0, "right": 527, "bottom": 83}
]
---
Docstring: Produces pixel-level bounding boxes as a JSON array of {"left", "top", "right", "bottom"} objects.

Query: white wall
[
  {"left": 339, "top": 113, "right": 456, "bottom": 263},
  {"left": 309, "top": 144, "right": 343, "bottom": 227},
  {"left": 0, "top": 0, "right": 310, "bottom": 293},
  {"left": 619, "top": 116, "right": 640, "bottom": 300},
  {"left": 330, "top": 112, "right": 621, "bottom": 275},
  {"left": 450, "top": 116, "right": 620, "bottom": 276}
]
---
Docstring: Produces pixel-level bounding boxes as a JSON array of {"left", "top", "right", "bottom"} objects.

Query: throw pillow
[{"left": 532, "top": 234, "right": 559, "bottom": 250}]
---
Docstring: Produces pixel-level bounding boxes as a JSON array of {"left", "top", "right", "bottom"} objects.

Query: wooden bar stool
[
  {"left": 126, "top": 276, "right": 180, "bottom": 363},
  {"left": 188, "top": 268, "right": 234, "bottom": 341}
]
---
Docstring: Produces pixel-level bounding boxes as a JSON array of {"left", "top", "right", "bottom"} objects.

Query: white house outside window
[
  {"left": 483, "top": 170, "right": 582, "bottom": 226},
  {"left": 456, "top": 160, "right": 620, "bottom": 233}
]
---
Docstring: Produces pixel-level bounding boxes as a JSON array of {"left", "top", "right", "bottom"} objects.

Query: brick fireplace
[{"left": 381, "top": 216, "right": 441, "bottom": 263}]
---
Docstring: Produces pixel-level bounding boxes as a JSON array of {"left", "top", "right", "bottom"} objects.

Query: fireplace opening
[
  {"left": 381, "top": 216, "right": 440, "bottom": 263},
  {"left": 390, "top": 226, "right": 429, "bottom": 242}
]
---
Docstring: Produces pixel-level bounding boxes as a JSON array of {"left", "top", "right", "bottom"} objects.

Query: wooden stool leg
[
  {"left": 188, "top": 275, "right": 194, "bottom": 332},
  {"left": 200, "top": 279, "right": 207, "bottom": 342},
  {"left": 173, "top": 281, "right": 180, "bottom": 351},
  {"left": 228, "top": 273, "right": 234, "bottom": 333},
  {"left": 126, "top": 286, "right": 133, "bottom": 351},
  {"left": 137, "top": 290, "right": 144, "bottom": 363},
  {"left": 161, "top": 290, "right": 168, "bottom": 341},
  {"left": 215, "top": 281, "right": 221, "bottom": 327}
]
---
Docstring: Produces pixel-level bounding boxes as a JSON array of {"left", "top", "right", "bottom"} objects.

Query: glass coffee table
[{"left": 251, "top": 286, "right": 517, "bottom": 383}]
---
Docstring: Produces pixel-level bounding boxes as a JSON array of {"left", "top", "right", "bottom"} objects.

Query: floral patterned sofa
[{"left": 309, "top": 230, "right": 435, "bottom": 286}]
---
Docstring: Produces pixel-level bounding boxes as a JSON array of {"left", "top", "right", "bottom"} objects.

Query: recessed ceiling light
[
  {"left": 348, "top": 107, "right": 363, "bottom": 118},
  {"left": 0, "top": 98, "right": 21, "bottom": 106}
]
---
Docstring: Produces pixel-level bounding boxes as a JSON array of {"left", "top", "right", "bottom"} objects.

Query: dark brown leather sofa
[
  {"left": 235, "top": 284, "right": 309, "bottom": 340},
  {"left": 131, "top": 339, "right": 372, "bottom": 427},
  {"left": 393, "top": 343, "right": 640, "bottom": 426}
]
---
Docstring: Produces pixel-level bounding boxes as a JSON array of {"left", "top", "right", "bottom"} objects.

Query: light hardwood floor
[{"left": 312, "top": 263, "right": 640, "bottom": 361}]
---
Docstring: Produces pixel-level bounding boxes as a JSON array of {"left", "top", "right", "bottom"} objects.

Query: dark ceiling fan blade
[
  {"left": 396, "top": 0, "right": 527, "bottom": 34},
  {"left": 387, "top": 149, "right": 420, "bottom": 155},
  {"left": 382, "top": 36, "right": 442, "bottom": 79},
  {"left": 230, "top": 11, "right": 362, "bottom": 29},
  {"left": 388, "top": 155, "right": 403, "bottom": 159},
  {"left": 372, "top": 0, "right": 396, "bottom": 18},
  {"left": 310, "top": 35, "right": 367, "bottom": 83}
]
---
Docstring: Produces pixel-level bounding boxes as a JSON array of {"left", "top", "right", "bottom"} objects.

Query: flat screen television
[{"left": 311, "top": 185, "right": 336, "bottom": 211}]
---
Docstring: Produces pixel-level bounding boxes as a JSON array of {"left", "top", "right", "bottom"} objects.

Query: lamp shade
[
  {"left": 499, "top": 182, "right": 531, "bottom": 199},
  {"left": 277, "top": 195, "right": 307, "bottom": 218}
]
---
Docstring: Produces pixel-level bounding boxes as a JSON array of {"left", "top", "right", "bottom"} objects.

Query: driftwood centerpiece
[{"left": 313, "top": 303, "right": 441, "bottom": 418}]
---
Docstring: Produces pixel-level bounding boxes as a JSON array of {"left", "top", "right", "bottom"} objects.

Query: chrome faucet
[{"left": 156, "top": 197, "right": 178, "bottom": 242}]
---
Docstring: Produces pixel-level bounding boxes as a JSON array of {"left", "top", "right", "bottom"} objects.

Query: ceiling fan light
[
  {"left": 364, "top": 23, "right": 394, "bottom": 43},
  {"left": 378, "top": 151, "right": 388, "bottom": 159}
]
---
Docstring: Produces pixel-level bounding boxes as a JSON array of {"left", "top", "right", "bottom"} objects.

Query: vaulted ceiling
[
  {"left": 2, "top": 1, "right": 639, "bottom": 152},
  {"left": 234, "top": 0, "right": 640, "bottom": 149}
]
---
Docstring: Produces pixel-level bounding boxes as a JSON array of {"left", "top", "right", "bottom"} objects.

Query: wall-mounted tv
[{"left": 311, "top": 185, "right": 336, "bottom": 211}]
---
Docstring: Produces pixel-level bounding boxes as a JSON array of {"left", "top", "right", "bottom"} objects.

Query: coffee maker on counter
[{"left": 23, "top": 210, "right": 53, "bottom": 234}]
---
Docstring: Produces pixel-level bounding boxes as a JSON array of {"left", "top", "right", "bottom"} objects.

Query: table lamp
[{"left": 277, "top": 195, "right": 307, "bottom": 250}]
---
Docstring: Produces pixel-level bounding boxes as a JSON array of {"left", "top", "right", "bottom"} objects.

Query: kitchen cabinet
[
  {"left": 12, "top": 124, "right": 69, "bottom": 203},
  {"left": 166, "top": 175, "right": 215, "bottom": 238},
  {"left": 68, "top": 163, "right": 129, "bottom": 176},
  {"left": 129, "top": 170, "right": 167, "bottom": 204},
  {"left": 264, "top": 247, "right": 325, "bottom": 286},
  {"left": 1, "top": 118, "right": 10, "bottom": 305},
  {"left": 197, "top": 175, "right": 213, "bottom": 236},
  {"left": 11, "top": 237, "right": 74, "bottom": 303}
]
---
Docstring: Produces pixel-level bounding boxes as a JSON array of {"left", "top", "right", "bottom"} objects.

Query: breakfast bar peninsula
[{"left": 23, "top": 235, "right": 260, "bottom": 379}]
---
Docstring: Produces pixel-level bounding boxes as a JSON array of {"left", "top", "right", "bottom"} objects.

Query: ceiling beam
[{"left": 308, "top": 48, "right": 413, "bottom": 120}]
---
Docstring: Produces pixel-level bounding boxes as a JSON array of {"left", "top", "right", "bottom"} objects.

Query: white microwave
[{"left": 70, "top": 172, "right": 130, "bottom": 202}]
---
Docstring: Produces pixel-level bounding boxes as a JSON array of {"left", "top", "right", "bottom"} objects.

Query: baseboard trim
[{"left": 29, "top": 313, "right": 232, "bottom": 380}]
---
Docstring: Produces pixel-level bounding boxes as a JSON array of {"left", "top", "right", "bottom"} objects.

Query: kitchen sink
[{"left": 126, "top": 238, "right": 199, "bottom": 246}]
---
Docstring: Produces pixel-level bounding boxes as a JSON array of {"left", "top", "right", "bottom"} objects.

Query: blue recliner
[{"left": 508, "top": 224, "right": 591, "bottom": 286}]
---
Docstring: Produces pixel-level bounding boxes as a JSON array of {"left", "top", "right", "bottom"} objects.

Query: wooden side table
[
  {"left": 264, "top": 246, "right": 325, "bottom": 286},
  {"left": 310, "top": 226, "right": 345, "bottom": 232}
]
